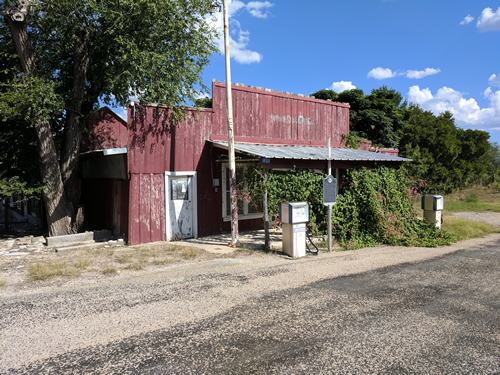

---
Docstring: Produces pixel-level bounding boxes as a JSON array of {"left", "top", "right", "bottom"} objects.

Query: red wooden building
[{"left": 82, "top": 82, "right": 407, "bottom": 245}]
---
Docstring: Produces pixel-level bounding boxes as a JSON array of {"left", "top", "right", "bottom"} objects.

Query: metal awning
[{"left": 211, "top": 141, "right": 410, "bottom": 162}]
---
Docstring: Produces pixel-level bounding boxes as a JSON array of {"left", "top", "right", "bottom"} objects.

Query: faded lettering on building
[{"left": 270, "top": 114, "right": 314, "bottom": 126}]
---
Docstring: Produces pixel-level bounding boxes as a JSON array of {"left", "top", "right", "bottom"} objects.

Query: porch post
[{"left": 263, "top": 171, "right": 270, "bottom": 251}]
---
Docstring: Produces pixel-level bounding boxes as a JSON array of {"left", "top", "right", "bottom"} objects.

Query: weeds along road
[{"left": 1, "top": 235, "right": 499, "bottom": 374}]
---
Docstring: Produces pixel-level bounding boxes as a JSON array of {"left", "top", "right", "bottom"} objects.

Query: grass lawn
[
  {"left": 444, "top": 186, "right": 500, "bottom": 212},
  {"left": 443, "top": 216, "right": 500, "bottom": 241}
]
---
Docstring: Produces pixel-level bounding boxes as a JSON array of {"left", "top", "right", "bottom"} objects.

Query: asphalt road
[{"left": 4, "top": 240, "right": 500, "bottom": 374}]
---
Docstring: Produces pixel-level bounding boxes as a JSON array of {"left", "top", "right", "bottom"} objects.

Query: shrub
[{"left": 332, "top": 167, "right": 452, "bottom": 249}]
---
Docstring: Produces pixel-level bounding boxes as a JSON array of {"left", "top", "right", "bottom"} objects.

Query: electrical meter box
[
  {"left": 280, "top": 202, "right": 309, "bottom": 224},
  {"left": 421, "top": 195, "right": 444, "bottom": 211}
]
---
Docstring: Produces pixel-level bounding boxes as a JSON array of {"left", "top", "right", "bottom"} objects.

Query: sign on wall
[{"left": 323, "top": 175, "right": 337, "bottom": 204}]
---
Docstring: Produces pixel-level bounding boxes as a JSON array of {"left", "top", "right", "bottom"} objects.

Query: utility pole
[
  {"left": 223, "top": 0, "right": 239, "bottom": 247},
  {"left": 327, "top": 138, "right": 332, "bottom": 252}
]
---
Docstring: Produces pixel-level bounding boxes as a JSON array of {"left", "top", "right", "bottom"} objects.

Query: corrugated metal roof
[{"left": 211, "top": 141, "right": 410, "bottom": 162}]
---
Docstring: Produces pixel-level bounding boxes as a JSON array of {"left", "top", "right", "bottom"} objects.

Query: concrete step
[
  {"left": 46, "top": 230, "right": 112, "bottom": 247},
  {"left": 53, "top": 240, "right": 97, "bottom": 252}
]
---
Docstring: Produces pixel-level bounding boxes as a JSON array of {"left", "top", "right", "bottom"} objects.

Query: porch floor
[{"left": 179, "top": 229, "right": 283, "bottom": 254}]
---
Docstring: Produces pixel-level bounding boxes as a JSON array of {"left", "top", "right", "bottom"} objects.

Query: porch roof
[{"left": 211, "top": 141, "right": 410, "bottom": 162}]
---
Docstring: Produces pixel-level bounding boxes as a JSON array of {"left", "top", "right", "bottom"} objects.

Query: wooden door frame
[{"left": 165, "top": 171, "right": 198, "bottom": 241}]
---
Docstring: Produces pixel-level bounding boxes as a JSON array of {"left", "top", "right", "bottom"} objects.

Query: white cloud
[
  {"left": 207, "top": 1, "right": 273, "bottom": 64},
  {"left": 405, "top": 68, "right": 441, "bottom": 79},
  {"left": 246, "top": 1, "right": 273, "bottom": 18},
  {"left": 368, "top": 66, "right": 441, "bottom": 80},
  {"left": 460, "top": 15, "right": 474, "bottom": 25},
  {"left": 477, "top": 7, "right": 500, "bottom": 31},
  {"left": 489, "top": 73, "right": 500, "bottom": 87},
  {"left": 330, "top": 81, "right": 357, "bottom": 92},
  {"left": 407, "top": 85, "right": 500, "bottom": 130},
  {"left": 368, "top": 67, "right": 397, "bottom": 80}
]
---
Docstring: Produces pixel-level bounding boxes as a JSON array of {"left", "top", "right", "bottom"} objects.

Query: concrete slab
[
  {"left": 46, "top": 230, "right": 112, "bottom": 247},
  {"left": 180, "top": 230, "right": 284, "bottom": 254}
]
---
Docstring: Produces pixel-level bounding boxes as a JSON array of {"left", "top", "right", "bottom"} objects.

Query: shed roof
[{"left": 211, "top": 141, "right": 410, "bottom": 162}]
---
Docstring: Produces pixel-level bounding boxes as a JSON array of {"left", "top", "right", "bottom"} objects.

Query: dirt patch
[{"left": 0, "top": 241, "right": 233, "bottom": 289}]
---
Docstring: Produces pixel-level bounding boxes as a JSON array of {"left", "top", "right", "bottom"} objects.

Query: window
[
  {"left": 222, "top": 163, "right": 263, "bottom": 221},
  {"left": 171, "top": 178, "right": 189, "bottom": 200}
]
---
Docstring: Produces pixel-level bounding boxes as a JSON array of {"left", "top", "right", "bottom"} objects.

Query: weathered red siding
[
  {"left": 83, "top": 107, "right": 128, "bottom": 151},
  {"left": 127, "top": 82, "right": 351, "bottom": 245},
  {"left": 210, "top": 82, "right": 349, "bottom": 146}
]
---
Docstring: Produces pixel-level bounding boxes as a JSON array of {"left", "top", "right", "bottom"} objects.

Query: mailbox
[
  {"left": 421, "top": 195, "right": 444, "bottom": 211},
  {"left": 281, "top": 202, "right": 309, "bottom": 224},
  {"left": 281, "top": 202, "right": 309, "bottom": 258}
]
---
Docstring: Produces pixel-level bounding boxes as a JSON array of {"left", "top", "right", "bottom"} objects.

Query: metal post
[
  {"left": 327, "top": 139, "right": 332, "bottom": 253},
  {"left": 263, "top": 172, "right": 270, "bottom": 251},
  {"left": 223, "top": 0, "right": 239, "bottom": 246}
]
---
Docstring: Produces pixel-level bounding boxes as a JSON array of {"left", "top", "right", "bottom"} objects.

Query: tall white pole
[
  {"left": 223, "top": 0, "right": 239, "bottom": 246},
  {"left": 327, "top": 138, "right": 332, "bottom": 253}
]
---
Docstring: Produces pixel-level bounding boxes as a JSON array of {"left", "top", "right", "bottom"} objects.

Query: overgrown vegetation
[
  {"left": 331, "top": 167, "right": 453, "bottom": 249},
  {"left": 442, "top": 217, "right": 500, "bottom": 241},
  {"left": 244, "top": 168, "right": 325, "bottom": 233}
]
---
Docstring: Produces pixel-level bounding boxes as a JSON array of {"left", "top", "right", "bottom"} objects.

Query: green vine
[
  {"left": 332, "top": 167, "right": 453, "bottom": 249},
  {"left": 243, "top": 166, "right": 452, "bottom": 249},
  {"left": 243, "top": 168, "right": 325, "bottom": 233}
]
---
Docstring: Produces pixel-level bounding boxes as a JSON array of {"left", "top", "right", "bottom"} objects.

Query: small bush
[
  {"left": 332, "top": 167, "right": 453, "bottom": 249},
  {"left": 0, "top": 276, "right": 6, "bottom": 288}
]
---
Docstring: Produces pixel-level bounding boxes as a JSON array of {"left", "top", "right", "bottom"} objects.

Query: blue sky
[{"left": 202, "top": 0, "right": 500, "bottom": 144}]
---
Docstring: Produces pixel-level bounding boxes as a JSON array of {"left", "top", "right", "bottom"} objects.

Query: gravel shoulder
[{"left": 1, "top": 234, "right": 499, "bottom": 371}]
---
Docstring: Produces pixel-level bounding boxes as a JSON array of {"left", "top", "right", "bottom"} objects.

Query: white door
[{"left": 168, "top": 176, "right": 193, "bottom": 240}]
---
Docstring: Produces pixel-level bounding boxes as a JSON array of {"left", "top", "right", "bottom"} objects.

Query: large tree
[
  {"left": 1, "top": 0, "right": 218, "bottom": 235},
  {"left": 312, "top": 87, "right": 406, "bottom": 148}
]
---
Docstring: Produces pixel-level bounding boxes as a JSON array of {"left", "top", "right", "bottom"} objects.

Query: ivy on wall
[
  {"left": 244, "top": 166, "right": 452, "bottom": 249},
  {"left": 243, "top": 168, "right": 326, "bottom": 233},
  {"left": 332, "top": 167, "right": 452, "bottom": 249}
]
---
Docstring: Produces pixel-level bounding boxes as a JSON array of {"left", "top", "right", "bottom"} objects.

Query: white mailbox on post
[
  {"left": 421, "top": 194, "right": 444, "bottom": 229},
  {"left": 281, "top": 202, "right": 309, "bottom": 258}
]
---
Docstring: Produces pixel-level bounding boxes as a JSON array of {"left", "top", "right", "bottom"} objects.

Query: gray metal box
[
  {"left": 421, "top": 195, "right": 444, "bottom": 211},
  {"left": 281, "top": 202, "right": 309, "bottom": 224}
]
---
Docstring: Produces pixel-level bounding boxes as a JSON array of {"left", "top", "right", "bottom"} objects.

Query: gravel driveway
[{"left": 1, "top": 235, "right": 499, "bottom": 374}]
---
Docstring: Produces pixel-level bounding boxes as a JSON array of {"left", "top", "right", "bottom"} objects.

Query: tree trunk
[
  {"left": 4, "top": 5, "right": 73, "bottom": 236},
  {"left": 60, "top": 32, "right": 90, "bottom": 227},
  {"left": 34, "top": 117, "right": 73, "bottom": 236}
]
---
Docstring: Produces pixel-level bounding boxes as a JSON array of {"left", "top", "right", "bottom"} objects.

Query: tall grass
[{"left": 443, "top": 217, "right": 500, "bottom": 241}]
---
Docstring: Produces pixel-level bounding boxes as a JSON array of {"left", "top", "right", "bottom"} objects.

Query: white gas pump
[
  {"left": 421, "top": 195, "right": 444, "bottom": 229},
  {"left": 281, "top": 202, "right": 309, "bottom": 258}
]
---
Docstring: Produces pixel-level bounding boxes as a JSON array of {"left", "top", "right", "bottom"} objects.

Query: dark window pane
[{"left": 171, "top": 178, "right": 189, "bottom": 200}]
